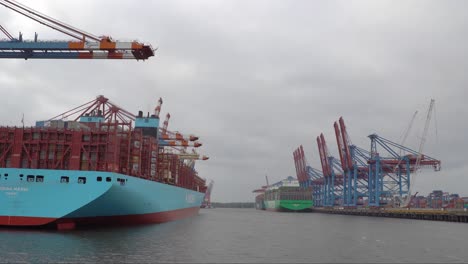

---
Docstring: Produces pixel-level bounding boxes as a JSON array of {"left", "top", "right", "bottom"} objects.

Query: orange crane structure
[
  {"left": 0, "top": 0, "right": 154, "bottom": 60},
  {"left": 154, "top": 107, "right": 209, "bottom": 187}
]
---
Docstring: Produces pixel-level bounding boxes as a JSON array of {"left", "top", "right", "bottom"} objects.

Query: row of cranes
[
  {"left": 152, "top": 99, "right": 209, "bottom": 183},
  {"left": 293, "top": 100, "right": 441, "bottom": 208},
  {"left": 0, "top": 0, "right": 154, "bottom": 60},
  {"left": 49, "top": 95, "right": 209, "bottom": 170},
  {"left": 157, "top": 110, "right": 208, "bottom": 165},
  {"left": 152, "top": 97, "right": 209, "bottom": 163}
]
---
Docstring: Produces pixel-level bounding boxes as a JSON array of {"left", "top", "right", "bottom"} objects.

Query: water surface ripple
[{"left": 0, "top": 208, "right": 467, "bottom": 263}]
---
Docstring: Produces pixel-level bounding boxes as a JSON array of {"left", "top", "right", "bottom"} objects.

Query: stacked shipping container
[{"left": 0, "top": 121, "right": 206, "bottom": 193}]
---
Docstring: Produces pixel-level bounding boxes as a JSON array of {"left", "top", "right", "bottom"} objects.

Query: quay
[{"left": 313, "top": 207, "right": 468, "bottom": 223}]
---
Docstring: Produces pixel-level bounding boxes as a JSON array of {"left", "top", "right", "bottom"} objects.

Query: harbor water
[{"left": 1, "top": 208, "right": 467, "bottom": 263}]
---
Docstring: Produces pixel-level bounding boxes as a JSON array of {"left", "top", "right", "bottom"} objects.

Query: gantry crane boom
[
  {"left": 318, "top": 133, "right": 331, "bottom": 177},
  {"left": 293, "top": 146, "right": 309, "bottom": 184},
  {"left": 159, "top": 140, "right": 202, "bottom": 148},
  {"left": 160, "top": 132, "right": 199, "bottom": 142},
  {"left": 161, "top": 113, "right": 171, "bottom": 135},
  {"left": 0, "top": 0, "right": 155, "bottom": 60},
  {"left": 339, "top": 117, "right": 353, "bottom": 170},
  {"left": 154, "top": 98, "right": 163, "bottom": 119},
  {"left": 177, "top": 151, "right": 209, "bottom": 160},
  {"left": 404, "top": 99, "right": 436, "bottom": 206},
  {"left": 334, "top": 121, "right": 347, "bottom": 171},
  {"left": 317, "top": 136, "right": 328, "bottom": 177}
]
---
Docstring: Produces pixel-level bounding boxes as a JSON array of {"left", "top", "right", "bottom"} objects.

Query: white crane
[{"left": 402, "top": 99, "right": 435, "bottom": 207}]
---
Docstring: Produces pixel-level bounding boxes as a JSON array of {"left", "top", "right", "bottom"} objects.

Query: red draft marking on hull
[
  {"left": 58, "top": 206, "right": 201, "bottom": 227},
  {"left": 0, "top": 216, "right": 57, "bottom": 226},
  {"left": 1, "top": 207, "right": 200, "bottom": 228}
]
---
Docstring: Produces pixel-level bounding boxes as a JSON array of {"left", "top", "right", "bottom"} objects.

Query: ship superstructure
[{"left": 253, "top": 176, "right": 313, "bottom": 212}]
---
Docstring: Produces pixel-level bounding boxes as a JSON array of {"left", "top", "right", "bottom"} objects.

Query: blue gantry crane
[
  {"left": 334, "top": 117, "right": 372, "bottom": 207},
  {"left": 294, "top": 100, "right": 441, "bottom": 208},
  {"left": 293, "top": 145, "right": 324, "bottom": 206},
  {"left": 0, "top": 0, "right": 154, "bottom": 60},
  {"left": 367, "top": 134, "right": 441, "bottom": 206},
  {"left": 317, "top": 133, "right": 344, "bottom": 207},
  {"left": 307, "top": 166, "right": 325, "bottom": 207}
]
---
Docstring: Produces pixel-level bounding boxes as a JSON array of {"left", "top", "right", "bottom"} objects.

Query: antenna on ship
[{"left": 265, "top": 174, "right": 270, "bottom": 188}]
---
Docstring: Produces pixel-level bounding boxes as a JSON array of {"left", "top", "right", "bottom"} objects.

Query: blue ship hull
[{"left": 0, "top": 168, "right": 204, "bottom": 229}]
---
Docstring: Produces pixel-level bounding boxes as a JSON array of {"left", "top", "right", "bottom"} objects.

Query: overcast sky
[{"left": 1, "top": 0, "right": 467, "bottom": 202}]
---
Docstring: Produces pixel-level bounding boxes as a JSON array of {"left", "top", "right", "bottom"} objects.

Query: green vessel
[
  {"left": 264, "top": 186, "right": 313, "bottom": 212},
  {"left": 253, "top": 176, "right": 313, "bottom": 212}
]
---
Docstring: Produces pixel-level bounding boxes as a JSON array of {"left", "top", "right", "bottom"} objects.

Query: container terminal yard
[
  {"left": 2, "top": 1, "right": 468, "bottom": 263},
  {"left": 289, "top": 100, "right": 468, "bottom": 223},
  {"left": 3, "top": 0, "right": 464, "bottom": 227}
]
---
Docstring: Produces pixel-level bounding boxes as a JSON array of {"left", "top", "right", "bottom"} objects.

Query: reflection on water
[{"left": 1, "top": 208, "right": 467, "bottom": 263}]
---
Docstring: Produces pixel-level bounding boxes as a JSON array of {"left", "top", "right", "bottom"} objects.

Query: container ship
[
  {"left": 253, "top": 176, "right": 313, "bottom": 212},
  {"left": 0, "top": 95, "right": 209, "bottom": 230},
  {"left": 254, "top": 192, "right": 266, "bottom": 210}
]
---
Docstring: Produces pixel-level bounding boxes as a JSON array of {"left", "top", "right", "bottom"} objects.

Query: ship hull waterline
[
  {"left": 264, "top": 199, "right": 313, "bottom": 212},
  {"left": 0, "top": 168, "right": 205, "bottom": 229}
]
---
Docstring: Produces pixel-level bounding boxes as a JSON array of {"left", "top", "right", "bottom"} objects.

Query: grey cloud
[{"left": 1, "top": 0, "right": 467, "bottom": 201}]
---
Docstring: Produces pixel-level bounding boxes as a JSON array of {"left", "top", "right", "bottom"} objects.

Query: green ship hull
[
  {"left": 254, "top": 178, "right": 313, "bottom": 212},
  {"left": 264, "top": 199, "right": 313, "bottom": 212}
]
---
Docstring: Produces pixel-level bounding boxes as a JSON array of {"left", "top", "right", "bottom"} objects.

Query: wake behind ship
[{"left": 0, "top": 95, "right": 209, "bottom": 230}]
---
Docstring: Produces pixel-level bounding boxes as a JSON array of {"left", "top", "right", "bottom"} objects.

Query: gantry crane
[
  {"left": 403, "top": 99, "right": 437, "bottom": 207},
  {"left": 293, "top": 145, "right": 324, "bottom": 206},
  {"left": 0, "top": 0, "right": 154, "bottom": 60},
  {"left": 293, "top": 100, "right": 440, "bottom": 208},
  {"left": 157, "top": 112, "right": 202, "bottom": 148},
  {"left": 334, "top": 117, "right": 370, "bottom": 207},
  {"left": 160, "top": 113, "right": 171, "bottom": 136},
  {"left": 293, "top": 145, "right": 310, "bottom": 187},
  {"left": 154, "top": 107, "right": 208, "bottom": 169},
  {"left": 317, "top": 133, "right": 343, "bottom": 207},
  {"left": 44, "top": 95, "right": 208, "bottom": 158}
]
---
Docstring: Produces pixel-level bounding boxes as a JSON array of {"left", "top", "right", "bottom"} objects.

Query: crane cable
[
  {"left": 1, "top": 0, "right": 101, "bottom": 41},
  {"left": 393, "top": 111, "right": 418, "bottom": 176}
]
